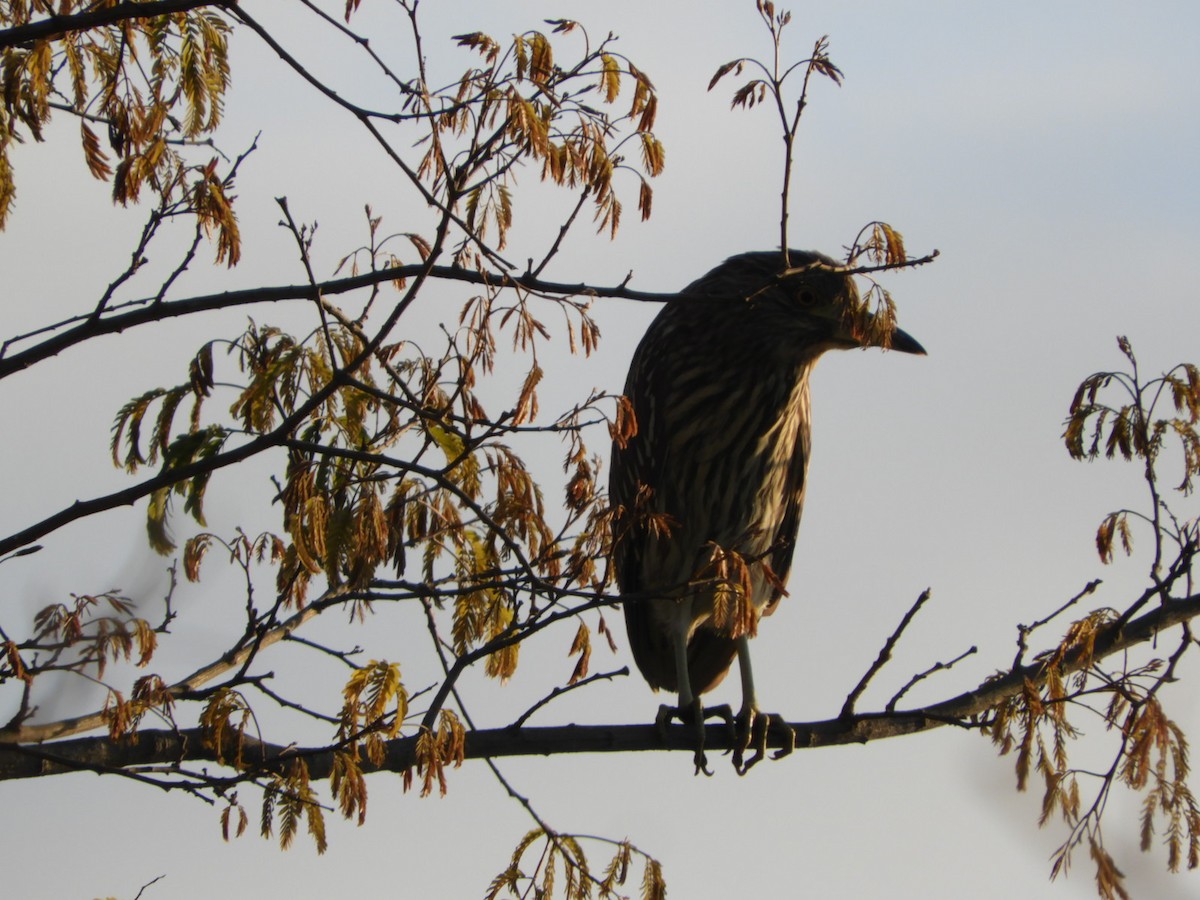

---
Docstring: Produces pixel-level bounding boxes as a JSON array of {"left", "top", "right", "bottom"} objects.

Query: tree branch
[
  {"left": 0, "top": 586, "right": 342, "bottom": 744},
  {"left": 4, "top": 592, "right": 1197, "bottom": 779},
  {"left": 0, "top": 0, "right": 235, "bottom": 50},
  {"left": 840, "top": 587, "right": 930, "bottom": 718},
  {"left": 0, "top": 264, "right": 670, "bottom": 381}
]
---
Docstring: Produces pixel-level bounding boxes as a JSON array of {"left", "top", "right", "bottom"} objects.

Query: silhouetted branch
[
  {"left": 512, "top": 666, "right": 630, "bottom": 728},
  {"left": 0, "top": 0, "right": 234, "bottom": 50},
  {"left": 4, "top": 592, "right": 1197, "bottom": 780},
  {"left": 841, "top": 588, "right": 931, "bottom": 719},
  {"left": 886, "top": 646, "right": 977, "bottom": 713},
  {"left": 0, "top": 264, "right": 672, "bottom": 380}
]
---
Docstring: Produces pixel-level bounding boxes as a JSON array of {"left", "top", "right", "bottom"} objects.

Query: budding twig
[{"left": 840, "top": 588, "right": 931, "bottom": 719}]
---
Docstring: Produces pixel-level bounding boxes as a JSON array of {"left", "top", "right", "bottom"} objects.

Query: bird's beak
[
  {"left": 888, "top": 326, "right": 926, "bottom": 355},
  {"left": 834, "top": 314, "right": 927, "bottom": 355}
]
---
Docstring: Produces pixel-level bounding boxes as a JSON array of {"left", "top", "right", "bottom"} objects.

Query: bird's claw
[
  {"left": 656, "top": 701, "right": 735, "bottom": 776},
  {"left": 733, "top": 709, "right": 795, "bottom": 774}
]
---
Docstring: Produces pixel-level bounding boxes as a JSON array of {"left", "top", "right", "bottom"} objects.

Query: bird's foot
[
  {"left": 656, "top": 701, "right": 736, "bottom": 776},
  {"left": 733, "top": 708, "right": 796, "bottom": 775}
]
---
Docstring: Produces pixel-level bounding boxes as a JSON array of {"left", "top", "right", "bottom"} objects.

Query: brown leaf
[
  {"left": 708, "top": 60, "right": 743, "bottom": 92},
  {"left": 80, "top": 123, "right": 112, "bottom": 180}
]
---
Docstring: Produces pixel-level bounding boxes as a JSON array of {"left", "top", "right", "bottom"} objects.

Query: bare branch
[
  {"left": 840, "top": 588, "right": 931, "bottom": 719},
  {"left": 0, "top": 264, "right": 670, "bottom": 381},
  {"left": 4, "top": 592, "right": 1197, "bottom": 778}
]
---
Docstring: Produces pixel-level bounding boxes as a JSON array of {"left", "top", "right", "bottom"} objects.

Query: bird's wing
[
  {"left": 611, "top": 329, "right": 677, "bottom": 690},
  {"left": 609, "top": 352, "right": 658, "bottom": 597},
  {"left": 761, "top": 412, "right": 811, "bottom": 618},
  {"left": 612, "top": 304, "right": 748, "bottom": 694}
]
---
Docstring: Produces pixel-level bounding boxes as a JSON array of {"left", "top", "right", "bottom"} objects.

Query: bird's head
[{"left": 683, "top": 249, "right": 925, "bottom": 358}]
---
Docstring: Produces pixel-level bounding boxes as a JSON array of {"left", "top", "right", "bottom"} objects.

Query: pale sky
[{"left": 3, "top": 2, "right": 1200, "bottom": 898}]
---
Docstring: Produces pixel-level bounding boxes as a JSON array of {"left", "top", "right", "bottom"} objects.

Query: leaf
[
  {"left": 147, "top": 487, "right": 176, "bottom": 555},
  {"left": 609, "top": 394, "right": 638, "bottom": 449},
  {"left": 4, "top": 640, "right": 28, "bottom": 683},
  {"left": 157, "top": 425, "right": 230, "bottom": 528},
  {"left": 601, "top": 841, "right": 632, "bottom": 891},
  {"left": 80, "top": 122, "right": 112, "bottom": 179},
  {"left": 331, "top": 751, "right": 368, "bottom": 825},
  {"left": 730, "top": 80, "right": 767, "bottom": 110},
  {"left": 189, "top": 342, "right": 216, "bottom": 396},
  {"left": 406, "top": 232, "right": 432, "bottom": 260},
  {"left": 637, "top": 178, "right": 654, "bottom": 221},
  {"left": 708, "top": 59, "right": 744, "bottom": 92},
  {"left": 485, "top": 616, "right": 519, "bottom": 682},
  {"left": 200, "top": 688, "right": 251, "bottom": 769},
  {"left": 567, "top": 621, "right": 591, "bottom": 685},
  {"left": 878, "top": 222, "right": 905, "bottom": 265},
  {"left": 527, "top": 31, "right": 554, "bottom": 85},
  {"left": 1099, "top": 513, "right": 1113, "bottom": 564},
  {"left": 808, "top": 36, "right": 844, "bottom": 86},
  {"left": 426, "top": 421, "right": 481, "bottom": 498},
  {"left": 1089, "top": 840, "right": 1131, "bottom": 900},
  {"left": 193, "top": 171, "right": 241, "bottom": 266},
  {"left": 275, "top": 760, "right": 325, "bottom": 853},
  {"left": 453, "top": 32, "right": 502, "bottom": 64},
  {"left": 112, "top": 388, "right": 169, "bottom": 471},
  {"left": 1104, "top": 408, "right": 1133, "bottom": 461},
  {"left": 150, "top": 387, "right": 188, "bottom": 465},
  {"left": 1063, "top": 406, "right": 1089, "bottom": 460},
  {"left": 639, "top": 133, "right": 665, "bottom": 177},
  {"left": 587, "top": 52, "right": 615, "bottom": 105},
  {"left": 628, "top": 65, "right": 658, "bottom": 131},
  {"left": 1117, "top": 335, "right": 1135, "bottom": 366},
  {"left": 512, "top": 364, "right": 543, "bottom": 425},
  {"left": 132, "top": 617, "right": 157, "bottom": 667},
  {"left": 641, "top": 858, "right": 666, "bottom": 900},
  {"left": 0, "top": 146, "right": 14, "bottom": 229}
]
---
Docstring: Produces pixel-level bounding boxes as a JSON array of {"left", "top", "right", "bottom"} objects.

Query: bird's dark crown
[
  {"left": 684, "top": 248, "right": 852, "bottom": 302},
  {"left": 680, "top": 249, "right": 857, "bottom": 337},
  {"left": 660, "top": 248, "right": 925, "bottom": 355}
]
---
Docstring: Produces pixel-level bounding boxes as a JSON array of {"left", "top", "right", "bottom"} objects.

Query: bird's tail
[{"left": 623, "top": 598, "right": 739, "bottom": 697}]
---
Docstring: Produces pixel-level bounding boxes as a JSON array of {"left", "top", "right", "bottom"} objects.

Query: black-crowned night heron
[{"left": 609, "top": 249, "right": 925, "bottom": 772}]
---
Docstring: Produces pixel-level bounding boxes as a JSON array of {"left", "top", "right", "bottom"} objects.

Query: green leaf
[{"left": 147, "top": 487, "right": 175, "bottom": 555}]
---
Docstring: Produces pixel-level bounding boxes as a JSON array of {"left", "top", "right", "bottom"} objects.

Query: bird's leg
[
  {"left": 652, "top": 615, "right": 734, "bottom": 775},
  {"left": 670, "top": 619, "right": 712, "bottom": 775},
  {"left": 732, "top": 637, "right": 795, "bottom": 774},
  {"left": 733, "top": 636, "right": 765, "bottom": 771}
]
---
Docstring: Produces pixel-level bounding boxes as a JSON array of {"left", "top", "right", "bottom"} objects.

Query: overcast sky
[{"left": 4, "top": 2, "right": 1200, "bottom": 898}]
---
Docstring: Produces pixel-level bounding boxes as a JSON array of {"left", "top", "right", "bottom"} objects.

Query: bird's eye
[{"left": 797, "top": 289, "right": 816, "bottom": 306}]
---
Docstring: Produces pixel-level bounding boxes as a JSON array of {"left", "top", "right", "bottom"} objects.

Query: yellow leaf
[{"left": 600, "top": 53, "right": 621, "bottom": 103}]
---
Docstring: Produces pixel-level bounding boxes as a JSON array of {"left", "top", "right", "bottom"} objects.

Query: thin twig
[
  {"left": 840, "top": 588, "right": 931, "bottom": 719},
  {"left": 511, "top": 667, "right": 629, "bottom": 729},
  {"left": 132, "top": 874, "right": 166, "bottom": 900},
  {"left": 1013, "top": 579, "right": 1102, "bottom": 669},
  {"left": 886, "top": 646, "right": 977, "bottom": 713}
]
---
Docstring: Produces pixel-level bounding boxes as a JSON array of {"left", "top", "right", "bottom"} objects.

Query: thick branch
[
  {"left": 0, "top": 265, "right": 671, "bottom": 381},
  {"left": 4, "top": 592, "right": 1197, "bottom": 780},
  {"left": 0, "top": 0, "right": 234, "bottom": 50}
]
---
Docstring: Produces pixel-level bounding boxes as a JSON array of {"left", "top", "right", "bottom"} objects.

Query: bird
[{"left": 608, "top": 249, "right": 924, "bottom": 772}]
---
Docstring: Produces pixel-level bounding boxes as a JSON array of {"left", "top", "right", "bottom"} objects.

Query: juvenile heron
[{"left": 609, "top": 249, "right": 924, "bottom": 771}]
